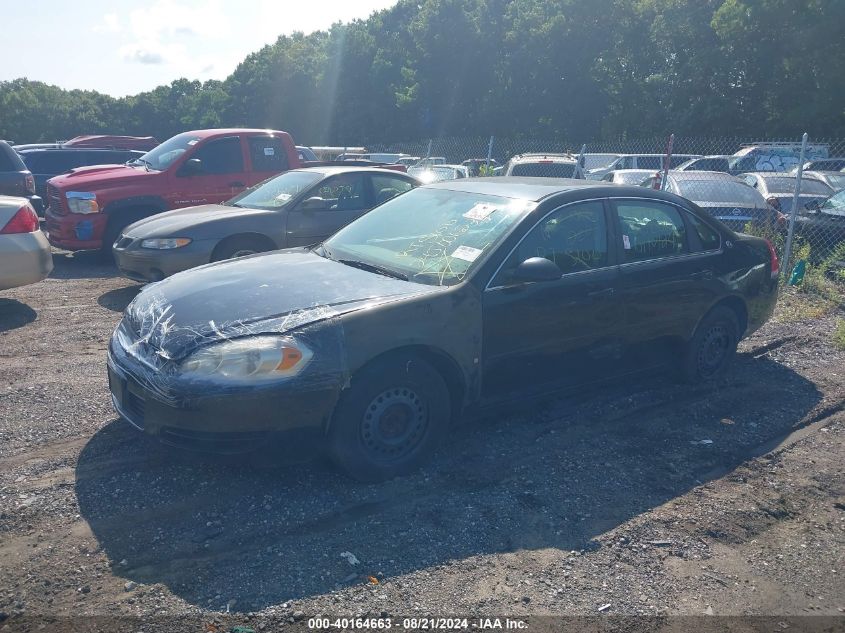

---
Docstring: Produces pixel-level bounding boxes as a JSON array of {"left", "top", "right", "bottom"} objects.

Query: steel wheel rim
[
  {"left": 360, "top": 387, "right": 427, "bottom": 463},
  {"left": 698, "top": 324, "right": 730, "bottom": 376}
]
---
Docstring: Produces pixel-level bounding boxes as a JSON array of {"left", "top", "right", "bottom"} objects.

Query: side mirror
[
  {"left": 512, "top": 257, "right": 562, "bottom": 282},
  {"left": 299, "top": 196, "right": 329, "bottom": 211},
  {"left": 178, "top": 158, "right": 203, "bottom": 176}
]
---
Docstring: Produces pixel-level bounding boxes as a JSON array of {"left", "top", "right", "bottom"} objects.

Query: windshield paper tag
[
  {"left": 451, "top": 245, "right": 483, "bottom": 262},
  {"left": 463, "top": 203, "right": 497, "bottom": 221},
  {"left": 264, "top": 147, "right": 275, "bottom": 156},
  {"left": 622, "top": 234, "right": 631, "bottom": 250}
]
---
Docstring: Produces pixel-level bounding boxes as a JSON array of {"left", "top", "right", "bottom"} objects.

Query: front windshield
[
  {"left": 227, "top": 170, "right": 322, "bottom": 209},
  {"left": 133, "top": 132, "right": 202, "bottom": 171},
  {"left": 820, "top": 173, "right": 845, "bottom": 191},
  {"left": 675, "top": 180, "right": 764, "bottom": 204},
  {"left": 322, "top": 188, "right": 534, "bottom": 286}
]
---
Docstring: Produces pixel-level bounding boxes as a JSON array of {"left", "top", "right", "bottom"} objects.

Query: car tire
[
  {"left": 101, "top": 209, "right": 151, "bottom": 260},
  {"left": 211, "top": 236, "right": 273, "bottom": 261},
  {"left": 328, "top": 354, "right": 451, "bottom": 481},
  {"left": 681, "top": 306, "right": 740, "bottom": 383}
]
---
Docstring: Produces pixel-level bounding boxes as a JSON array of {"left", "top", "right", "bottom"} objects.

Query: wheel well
[
  {"left": 711, "top": 296, "right": 748, "bottom": 337},
  {"left": 346, "top": 346, "right": 466, "bottom": 422},
  {"left": 211, "top": 233, "right": 278, "bottom": 260}
]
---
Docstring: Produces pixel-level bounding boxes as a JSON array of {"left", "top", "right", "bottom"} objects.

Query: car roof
[
  {"left": 510, "top": 153, "right": 576, "bottom": 162},
  {"left": 18, "top": 147, "right": 140, "bottom": 154},
  {"left": 291, "top": 166, "right": 415, "bottom": 176},
  {"left": 668, "top": 170, "right": 741, "bottom": 181},
  {"left": 609, "top": 169, "right": 654, "bottom": 174},
  {"left": 424, "top": 177, "right": 622, "bottom": 201},
  {"left": 182, "top": 128, "right": 291, "bottom": 138}
]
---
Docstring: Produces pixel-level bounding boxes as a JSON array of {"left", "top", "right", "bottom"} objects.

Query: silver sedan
[{"left": 0, "top": 196, "right": 53, "bottom": 290}]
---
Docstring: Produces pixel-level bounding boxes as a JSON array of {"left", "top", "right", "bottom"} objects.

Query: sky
[{"left": 1, "top": 0, "right": 400, "bottom": 97}]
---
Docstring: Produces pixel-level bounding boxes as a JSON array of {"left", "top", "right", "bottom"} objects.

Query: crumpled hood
[
  {"left": 124, "top": 204, "right": 273, "bottom": 238},
  {"left": 124, "top": 248, "right": 440, "bottom": 360},
  {"left": 49, "top": 164, "right": 153, "bottom": 191}
]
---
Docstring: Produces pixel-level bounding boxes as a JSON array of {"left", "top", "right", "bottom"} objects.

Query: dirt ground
[{"left": 1, "top": 251, "right": 844, "bottom": 631}]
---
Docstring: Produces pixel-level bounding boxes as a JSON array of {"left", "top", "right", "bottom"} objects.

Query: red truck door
[
  {"left": 245, "top": 135, "right": 293, "bottom": 185},
  {"left": 169, "top": 135, "right": 250, "bottom": 207}
]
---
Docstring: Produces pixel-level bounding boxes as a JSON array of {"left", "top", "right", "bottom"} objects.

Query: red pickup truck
[{"left": 45, "top": 129, "right": 305, "bottom": 252}]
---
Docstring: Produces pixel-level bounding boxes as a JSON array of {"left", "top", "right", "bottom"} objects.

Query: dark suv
[
  {"left": 19, "top": 147, "right": 144, "bottom": 212},
  {"left": 0, "top": 141, "right": 42, "bottom": 213}
]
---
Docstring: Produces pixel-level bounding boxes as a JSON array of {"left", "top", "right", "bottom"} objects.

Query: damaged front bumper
[{"left": 106, "top": 327, "right": 346, "bottom": 453}]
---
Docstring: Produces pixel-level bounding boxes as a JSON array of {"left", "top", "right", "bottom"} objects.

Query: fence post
[
  {"left": 575, "top": 144, "right": 587, "bottom": 178},
  {"left": 660, "top": 133, "right": 674, "bottom": 191},
  {"left": 485, "top": 136, "right": 494, "bottom": 175},
  {"left": 782, "top": 132, "right": 809, "bottom": 278},
  {"left": 426, "top": 139, "right": 432, "bottom": 159}
]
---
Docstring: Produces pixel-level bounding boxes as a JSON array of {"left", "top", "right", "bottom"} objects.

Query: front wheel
[
  {"left": 328, "top": 355, "right": 451, "bottom": 481},
  {"left": 681, "top": 306, "right": 740, "bottom": 382}
]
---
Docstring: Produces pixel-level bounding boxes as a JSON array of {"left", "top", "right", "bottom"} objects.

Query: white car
[
  {"left": 0, "top": 196, "right": 53, "bottom": 291},
  {"left": 504, "top": 153, "right": 580, "bottom": 178},
  {"left": 407, "top": 165, "right": 467, "bottom": 183}
]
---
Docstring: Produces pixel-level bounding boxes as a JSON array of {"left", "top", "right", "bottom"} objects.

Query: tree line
[{"left": 2, "top": 0, "right": 843, "bottom": 146}]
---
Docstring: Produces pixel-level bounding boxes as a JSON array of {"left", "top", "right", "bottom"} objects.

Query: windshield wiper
[
  {"left": 337, "top": 258, "right": 408, "bottom": 281},
  {"left": 127, "top": 158, "right": 153, "bottom": 172}
]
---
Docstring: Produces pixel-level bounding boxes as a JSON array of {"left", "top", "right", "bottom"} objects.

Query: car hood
[
  {"left": 124, "top": 248, "right": 441, "bottom": 360},
  {"left": 124, "top": 204, "right": 274, "bottom": 238},
  {"left": 48, "top": 164, "right": 152, "bottom": 191}
]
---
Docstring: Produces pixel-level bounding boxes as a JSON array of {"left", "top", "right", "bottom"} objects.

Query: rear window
[
  {"left": 0, "top": 142, "right": 26, "bottom": 171},
  {"left": 511, "top": 162, "right": 576, "bottom": 178},
  {"left": 249, "top": 137, "right": 289, "bottom": 173},
  {"left": 763, "top": 177, "right": 832, "bottom": 196},
  {"left": 674, "top": 179, "right": 765, "bottom": 205}
]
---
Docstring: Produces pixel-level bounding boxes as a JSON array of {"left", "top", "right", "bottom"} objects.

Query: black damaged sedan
[{"left": 108, "top": 179, "right": 779, "bottom": 480}]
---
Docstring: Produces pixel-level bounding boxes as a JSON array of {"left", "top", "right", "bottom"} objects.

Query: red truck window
[
  {"left": 191, "top": 137, "right": 244, "bottom": 174},
  {"left": 248, "top": 137, "right": 289, "bottom": 173}
]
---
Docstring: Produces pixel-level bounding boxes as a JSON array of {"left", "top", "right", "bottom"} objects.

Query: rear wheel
[
  {"left": 212, "top": 236, "right": 273, "bottom": 261},
  {"left": 681, "top": 306, "right": 740, "bottom": 382},
  {"left": 328, "top": 354, "right": 450, "bottom": 481}
]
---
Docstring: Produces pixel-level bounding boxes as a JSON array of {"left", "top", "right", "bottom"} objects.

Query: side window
[
  {"left": 615, "top": 200, "right": 687, "bottom": 262},
  {"left": 685, "top": 212, "right": 721, "bottom": 251},
  {"left": 744, "top": 175, "right": 757, "bottom": 188},
  {"left": 311, "top": 174, "right": 368, "bottom": 211},
  {"left": 494, "top": 201, "right": 608, "bottom": 285},
  {"left": 371, "top": 175, "right": 413, "bottom": 205},
  {"left": 638, "top": 156, "right": 662, "bottom": 169},
  {"left": 32, "top": 152, "right": 81, "bottom": 173},
  {"left": 191, "top": 137, "right": 244, "bottom": 174},
  {"left": 248, "top": 136, "right": 289, "bottom": 173},
  {"left": 621, "top": 156, "right": 635, "bottom": 169}
]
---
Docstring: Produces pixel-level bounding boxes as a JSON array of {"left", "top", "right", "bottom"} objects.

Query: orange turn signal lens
[{"left": 276, "top": 347, "right": 304, "bottom": 371}]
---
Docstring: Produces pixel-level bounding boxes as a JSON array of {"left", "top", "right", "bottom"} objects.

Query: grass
[
  {"left": 773, "top": 286, "right": 840, "bottom": 323},
  {"left": 834, "top": 319, "right": 845, "bottom": 351}
]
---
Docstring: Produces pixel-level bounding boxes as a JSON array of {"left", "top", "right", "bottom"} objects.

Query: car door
[
  {"left": 612, "top": 198, "right": 720, "bottom": 370},
  {"left": 246, "top": 136, "right": 291, "bottom": 186},
  {"left": 171, "top": 136, "right": 249, "bottom": 206},
  {"left": 285, "top": 172, "right": 372, "bottom": 246},
  {"left": 481, "top": 200, "right": 625, "bottom": 398}
]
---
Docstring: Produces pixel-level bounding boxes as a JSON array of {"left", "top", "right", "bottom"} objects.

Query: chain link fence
[{"left": 367, "top": 135, "right": 845, "bottom": 302}]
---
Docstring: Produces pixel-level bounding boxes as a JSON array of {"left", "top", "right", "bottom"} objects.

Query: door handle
[
  {"left": 228, "top": 181, "right": 245, "bottom": 187},
  {"left": 690, "top": 270, "right": 714, "bottom": 281},
  {"left": 587, "top": 287, "right": 615, "bottom": 298}
]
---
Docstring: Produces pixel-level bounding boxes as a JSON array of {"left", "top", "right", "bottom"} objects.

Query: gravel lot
[{"left": 1, "top": 251, "right": 844, "bottom": 631}]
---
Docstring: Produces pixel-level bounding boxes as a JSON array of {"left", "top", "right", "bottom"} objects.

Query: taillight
[
  {"left": 25, "top": 174, "right": 36, "bottom": 195},
  {"left": 765, "top": 239, "right": 779, "bottom": 279},
  {"left": 766, "top": 196, "right": 781, "bottom": 212},
  {"left": 0, "top": 204, "right": 39, "bottom": 234}
]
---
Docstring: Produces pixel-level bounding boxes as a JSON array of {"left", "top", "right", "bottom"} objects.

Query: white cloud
[{"left": 94, "top": 12, "right": 121, "bottom": 33}]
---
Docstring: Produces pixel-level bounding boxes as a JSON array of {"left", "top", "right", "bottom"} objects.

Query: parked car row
[{"left": 5, "top": 127, "right": 842, "bottom": 480}]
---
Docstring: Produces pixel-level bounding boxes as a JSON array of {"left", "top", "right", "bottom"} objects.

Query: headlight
[
  {"left": 179, "top": 336, "right": 312, "bottom": 381},
  {"left": 67, "top": 191, "right": 99, "bottom": 214},
  {"left": 141, "top": 238, "right": 192, "bottom": 249}
]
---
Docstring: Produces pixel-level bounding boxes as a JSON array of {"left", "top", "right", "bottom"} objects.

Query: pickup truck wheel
[
  {"left": 212, "top": 236, "right": 274, "bottom": 261},
  {"left": 681, "top": 306, "right": 739, "bottom": 383},
  {"left": 328, "top": 355, "right": 450, "bottom": 481}
]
